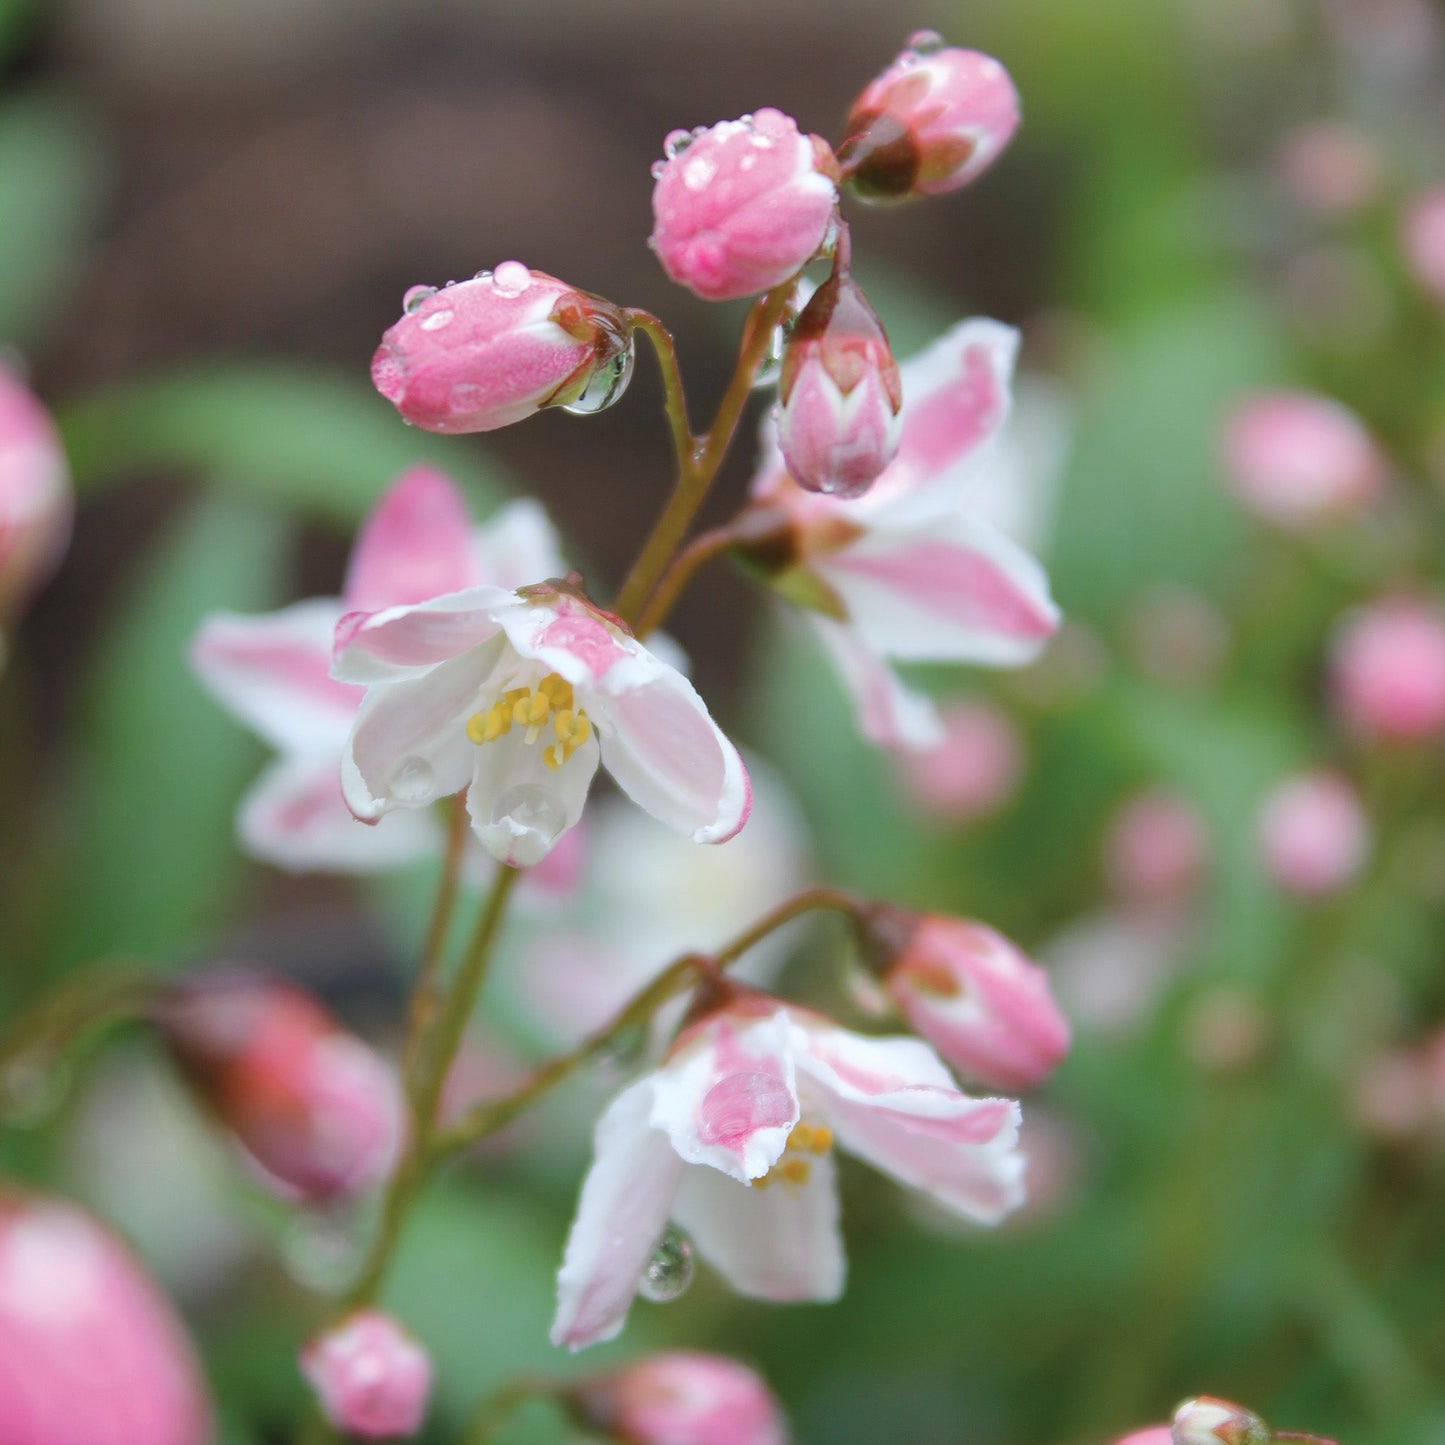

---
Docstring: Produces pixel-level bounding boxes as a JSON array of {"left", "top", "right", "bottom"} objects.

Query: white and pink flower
[
  {"left": 743, "top": 317, "right": 1059, "bottom": 750},
  {"left": 551, "top": 994, "right": 1022, "bottom": 1350},
  {"left": 300, "top": 1310, "right": 432, "bottom": 1441},
  {"left": 191, "top": 467, "right": 565, "bottom": 872}
]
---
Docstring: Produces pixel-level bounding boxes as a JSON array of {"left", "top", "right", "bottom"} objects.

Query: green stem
[
  {"left": 632, "top": 523, "right": 743, "bottom": 640},
  {"left": 462, "top": 1375, "right": 559, "bottom": 1445},
  {"left": 0, "top": 960, "right": 158, "bottom": 1077},
  {"left": 626, "top": 309, "right": 696, "bottom": 487}
]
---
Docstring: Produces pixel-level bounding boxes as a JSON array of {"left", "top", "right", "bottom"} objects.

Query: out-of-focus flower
[
  {"left": 1403, "top": 187, "right": 1445, "bottom": 305},
  {"left": 154, "top": 971, "right": 403, "bottom": 1203},
  {"left": 650, "top": 109, "right": 837, "bottom": 302},
  {"left": 1275, "top": 121, "right": 1384, "bottom": 216},
  {"left": 1171, "top": 1396, "right": 1270, "bottom": 1445},
  {"left": 742, "top": 318, "right": 1058, "bottom": 750},
  {"left": 896, "top": 698, "right": 1024, "bottom": 823},
  {"left": 551, "top": 993, "right": 1022, "bottom": 1349},
  {"left": 300, "top": 1310, "right": 431, "bottom": 1441},
  {"left": 1220, "top": 390, "right": 1385, "bottom": 528},
  {"left": 838, "top": 34, "right": 1020, "bottom": 203},
  {"left": 1257, "top": 771, "right": 1370, "bottom": 899},
  {"left": 0, "top": 1189, "right": 212, "bottom": 1445},
  {"left": 571, "top": 1351, "right": 788, "bottom": 1445},
  {"left": 1330, "top": 595, "right": 1445, "bottom": 742},
  {"left": 1112, "top": 1430, "right": 1172, "bottom": 1445},
  {"left": 775, "top": 269, "right": 901, "bottom": 498},
  {"left": 0, "top": 367, "right": 71, "bottom": 646},
  {"left": 371, "top": 264, "right": 633, "bottom": 432},
  {"left": 192, "top": 469, "right": 565, "bottom": 872},
  {"left": 1104, "top": 790, "right": 1210, "bottom": 906},
  {"left": 334, "top": 575, "right": 749, "bottom": 867},
  {"left": 862, "top": 909, "right": 1070, "bottom": 1090}
]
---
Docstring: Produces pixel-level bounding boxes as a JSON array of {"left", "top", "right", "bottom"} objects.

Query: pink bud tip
[
  {"left": 0, "top": 1190, "right": 213, "bottom": 1445},
  {"left": 1257, "top": 771, "right": 1370, "bottom": 899},
  {"left": 1171, "top": 1396, "right": 1271, "bottom": 1445},
  {"left": 155, "top": 971, "right": 403, "bottom": 1203},
  {"left": 898, "top": 699, "right": 1024, "bottom": 823},
  {"left": 1105, "top": 789, "right": 1209, "bottom": 904},
  {"left": 839, "top": 37, "right": 1020, "bottom": 203},
  {"left": 1331, "top": 594, "right": 1445, "bottom": 742},
  {"left": 650, "top": 108, "right": 838, "bottom": 302},
  {"left": 0, "top": 367, "right": 71, "bottom": 627},
  {"left": 573, "top": 1351, "right": 788, "bottom": 1445},
  {"left": 1220, "top": 390, "right": 1385, "bottom": 527},
  {"left": 1402, "top": 186, "right": 1445, "bottom": 306},
  {"left": 301, "top": 1311, "right": 432, "bottom": 1440},
  {"left": 1114, "top": 1430, "right": 1173, "bottom": 1445}
]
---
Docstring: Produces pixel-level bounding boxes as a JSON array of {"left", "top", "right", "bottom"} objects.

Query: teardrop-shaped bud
[{"left": 300, "top": 1310, "right": 432, "bottom": 1441}]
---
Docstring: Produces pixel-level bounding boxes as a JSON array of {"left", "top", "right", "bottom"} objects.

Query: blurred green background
[{"left": 3, "top": 0, "right": 1445, "bottom": 1441}]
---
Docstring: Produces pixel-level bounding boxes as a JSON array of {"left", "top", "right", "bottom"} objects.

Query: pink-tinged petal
[
  {"left": 648, "top": 1012, "right": 799, "bottom": 1182},
  {"left": 192, "top": 600, "right": 355, "bottom": 754},
  {"left": 820, "top": 515, "right": 1058, "bottom": 666},
  {"left": 671, "top": 1148, "right": 844, "bottom": 1302},
  {"left": 342, "top": 642, "right": 501, "bottom": 820},
  {"left": 239, "top": 755, "right": 440, "bottom": 874},
  {"left": 331, "top": 586, "right": 516, "bottom": 685},
  {"left": 797, "top": 1028, "right": 1025, "bottom": 1224},
  {"left": 470, "top": 497, "right": 568, "bottom": 592},
  {"left": 552, "top": 1081, "right": 685, "bottom": 1351},
  {"left": 808, "top": 616, "right": 943, "bottom": 750},
  {"left": 499, "top": 596, "right": 636, "bottom": 689},
  {"left": 467, "top": 728, "right": 599, "bottom": 867},
  {"left": 342, "top": 467, "right": 479, "bottom": 613}
]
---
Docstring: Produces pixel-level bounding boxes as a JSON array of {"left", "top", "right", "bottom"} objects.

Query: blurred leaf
[
  {"left": 0, "top": 0, "right": 32, "bottom": 67},
  {"left": 59, "top": 365, "right": 511, "bottom": 526}
]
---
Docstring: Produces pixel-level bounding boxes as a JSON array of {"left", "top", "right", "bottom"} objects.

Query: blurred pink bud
[
  {"left": 867, "top": 910, "right": 1071, "bottom": 1089},
  {"left": 1354, "top": 1046, "right": 1432, "bottom": 1139},
  {"left": 1171, "top": 1396, "right": 1270, "bottom": 1445},
  {"left": 1220, "top": 390, "right": 1385, "bottom": 527},
  {"left": 1331, "top": 595, "right": 1445, "bottom": 742},
  {"left": 1257, "top": 771, "right": 1370, "bottom": 899},
  {"left": 1402, "top": 186, "right": 1445, "bottom": 305},
  {"left": 650, "top": 108, "right": 838, "bottom": 302},
  {"left": 572, "top": 1350, "right": 788, "bottom": 1445},
  {"left": 1105, "top": 789, "right": 1209, "bottom": 905},
  {"left": 838, "top": 34, "right": 1020, "bottom": 203},
  {"left": 301, "top": 1310, "right": 431, "bottom": 1440},
  {"left": 1276, "top": 122, "right": 1384, "bottom": 217},
  {"left": 1114, "top": 1430, "right": 1173, "bottom": 1445},
  {"left": 776, "top": 271, "right": 901, "bottom": 497},
  {"left": 155, "top": 972, "right": 403, "bottom": 1202},
  {"left": 371, "top": 265, "right": 632, "bottom": 433},
  {"left": 0, "top": 1189, "right": 212, "bottom": 1445},
  {"left": 898, "top": 699, "right": 1024, "bottom": 823},
  {"left": 0, "top": 368, "right": 71, "bottom": 628}
]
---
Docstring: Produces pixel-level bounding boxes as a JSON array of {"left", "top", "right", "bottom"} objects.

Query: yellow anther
[
  {"left": 467, "top": 703, "right": 513, "bottom": 745},
  {"left": 806, "top": 1125, "right": 832, "bottom": 1154},
  {"left": 466, "top": 712, "right": 488, "bottom": 745},
  {"left": 778, "top": 1157, "right": 812, "bottom": 1186},
  {"left": 537, "top": 672, "right": 573, "bottom": 710},
  {"left": 513, "top": 690, "right": 551, "bottom": 728},
  {"left": 542, "top": 744, "right": 565, "bottom": 771}
]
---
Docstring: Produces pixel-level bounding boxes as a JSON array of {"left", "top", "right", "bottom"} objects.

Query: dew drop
[
  {"left": 561, "top": 337, "right": 636, "bottom": 415},
  {"left": 281, "top": 1201, "right": 367, "bottom": 1295},
  {"left": 638, "top": 1226, "right": 694, "bottom": 1302},
  {"left": 490, "top": 783, "right": 567, "bottom": 839},
  {"left": 650, "top": 160, "right": 666, "bottom": 179},
  {"left": 682, "top": 154, "right": 718, "bottom": 191},
  {"left": 471, "top": 268, "right": 494, "bottom": 282},
  {"left": 419, "top": 309, "right": 454, "bottom": 331},
  {"left": 0, "top": 1052, "right": 69, "bottom": 1128},
  {"left": 492, "top": 260, "right": 531, "bottom": 298},
  {"left": 662, "top": 128, "right": 694, "bottom": 160},
  {"left": 906, "top": 28, "right": 947, "bottom": 55},
  {"left": 390, "top": 755, "right": 435, "bottom": 804},
  {"left": 402, "top": 284, "right": 438, "bottom": 314}
]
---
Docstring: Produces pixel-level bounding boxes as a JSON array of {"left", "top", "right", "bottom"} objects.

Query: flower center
[
  {"left": 465, "top": 671, "right": 592, "bottom": 771},
  {"left": 754, "top": 1120, "right": 833, "bottom": 1190}
]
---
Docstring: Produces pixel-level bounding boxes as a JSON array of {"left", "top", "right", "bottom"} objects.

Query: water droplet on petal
[
  {"left": 471, "top": 268, "right": 494, "bottom": 282},
  {"left": 492, "top": 260, "right": 531, "bottom": 298},
  {"left": 561, "top": 337, "right": 636, "bottom": 415},
  {"left": 650, "top": 161, "right": 666, "bottom": 179},
  {"left": 663, "top": 128, "right": 694, "bottom": 160},
  {"left": 906, "top": 28, "right": 947, "bottom": 55},
  {"left": 682, "top": 154, "right": 718, "bottom": 191},
  {"left": 638, "top": 1226, "right": 694, "bottom": 1302},
  {"left": 282, "top": 1201, "right": 367, "bottom": 1295},
  {"left": 490, "top": 783, "right": 567, "bottom": 839},
  {"left": 419, "top": 309, "right": 454, "bottom": 331},
  {"left": 390, "top": 756, "right": 435, "bottom": 804},
  {"left": 402, "top": 284, "right": 438, "bottom": 314},
  {"left": 0, "top": 1051, "right": 69, "bottom": 1127}
]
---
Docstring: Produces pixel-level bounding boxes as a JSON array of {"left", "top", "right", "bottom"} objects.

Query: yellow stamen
[
  {"left": 778, "top": 1158, "right": 812, "bottom": 1186},
  {"left": 468, "top": 673, "right": 588, "bottom": 768}
]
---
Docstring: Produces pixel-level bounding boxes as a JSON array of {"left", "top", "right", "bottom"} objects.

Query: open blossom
[
  {"left": 650, "top": 108, "right": 837, "bottom": 302},
  {"left": 192, "top": 468, "right": 565, "bottom": 872},
  {"left": 334, "top": 576, "right": 749, "bottom": 867},
  {"left": 1330, "top": 595, "right": 1445, "bottom": 742},
  {"left": 371, "top": 264, "right": 633, "bottom": 432},
  {"left": 0, "top": 1190, "right": 212, "bottom": 1445},
  {"left": 154, "top": 971, "right": 403, "bottom": 1203},
  {"left": 551, "top": 993, "right": 1022, "bottom": 1349},
  {"left": 0, "top": 366, "right": 71, "bottom": 637},
  {"left": 741, "top": 317, "right": 1058, "bottom": 750},
  {"left": 301, "top": 1311, "right": 432, "bottom": 1440},
  {"left": 838, "top": 35, "right": 1020, "bottom": 203},
  {"left": 1171, "top": 1397, "right": 1271, "bottom": 1445},
  {"left": 1257, "top": 771, "right": 1370, "bottom": 899}
]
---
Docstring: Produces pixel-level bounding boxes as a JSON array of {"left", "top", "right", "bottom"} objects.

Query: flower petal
[
  {"left": 470, "top": 498, "right": 568, "bottom": 591},
  {"left": 808, "top": 615, "right": 943, "bottom": 750},
  {"left": 332, "top": 586, "right": 517, "bottom": 685},
  {"left": 671, "top": 1148, "right": 844, "bottom": 1302},
  {"left": 466, "top": 727, "right": 599, "bottom": 867},
  {"left": 191, "top": 600, "right": 355, "bottom": 753},
  {"left": 551, "top": 1080, "right": 685, "bottom": 1351},
  {"left": 796, "top": 1027, "right": 1025, "bottom": 1225}
]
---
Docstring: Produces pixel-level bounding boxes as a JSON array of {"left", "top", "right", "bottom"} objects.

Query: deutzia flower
[
  {"left": 191, "top": 467, "right": 564, "bottom": 871},
  {"left": 741, "top": 318, "right": 1060, "bottom": 749},
  {"left": 333, "top": 581, "right": 751, "bottom": 868},
  {"left": 551, "top": 993, "right": 1023, "bottom": 1350}
]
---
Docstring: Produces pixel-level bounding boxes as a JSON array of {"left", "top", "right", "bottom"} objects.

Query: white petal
[
  {"left": 470, "top": 498, "right": 568, "bottom": 591},
  {"left": 332, "top": 585, "right": 518, "bottom": 685},
  {"left": 551, "top": 1081, "right": 684, "bottom": 1351},
  {"left": 672, "top": 1150, "right": 844, "bottom": 1302},
  {"left": 466, "top": 727, "right": 598, "bottom": 867},
  {"left": 807, "top": 615, "right": 943, "bottom": 751}
]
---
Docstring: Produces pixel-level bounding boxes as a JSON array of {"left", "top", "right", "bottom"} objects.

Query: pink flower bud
[
  {"left": 1104, "top": 789, "right": 1209, "bottom": 905},
  {"left": 650, "top": 108, "right": 838, "bottom": 302},
  {"left": 301, "top": 1311, "right": 431, "bottom": 1440},
  {"left": 371, "top": 265, "right": 633, "bottom": 433},
  {"left": 1402, "top": 186, "right": 1445, "bottom": 306},
  {"left": 0, "top": 1189, "right": 212, "bottom": 1445},
  {"left": 1115, "top": 1430, "right": 1173, "bottom": 1445},
  {"left": 898, "top": 699, "right": 1024, "bottom": 823},
  {"left": 154, "top": 971, "right": 403, "bottom": 1202},
  {"left": 572, "top": 1351, "right": 788, "bottom": 1445},
  {"left": 1276, "top": 121, "right": 1384, "bottom": 217},
  {"left": 838, "top": 34, "right": 1020, "bottom": 203},
  {"left": 868, "top": 910, "right": 1071, "bottom": 1089},
  {"left": 0, "top": 367, "right": 71, "bottom": 627},
  {"left": 1220, "top": 390, "right": 1385, "bottom": 527},
  {"left": 1331, "top": 595, "right": 1445, "bottom": 741},
  {"left": 1171, "top": 1396, "right": 1271, "bottom": 1445},
  {"left": 1257, "top": 771, "right": 1370, "bottom": 899},
  {"left": 776, "top": 271, "right": 902, "bottom": 498}
]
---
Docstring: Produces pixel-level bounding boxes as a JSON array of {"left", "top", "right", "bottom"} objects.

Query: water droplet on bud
[
  {"left": 638, "top": 1226, "right": 694, "bottom": 1302},
  {"left": 662, "top": 129, "right": 694, "bottom": 161},
  {"left": 282, "top": 1201, "right": 367, "bottom": 1295},
  {"left": 471, "top": 268, "right": 494, "bottom": 282},
  {"left": 0, "top": 1051, "right": 69, "bottom": 1127},
  {"left": 390, "top": 756, "right": 435, "bottom": 804},
  {"left": 906, "top": 28, "right": 947, "bottom": 55},
  {"left": 561, "top": 338, "right": 636, "bottom": 416},
  {"left": 419, "top": 309, "right": 454, "bottom": 331},
  {"left": 492, "top": 261, "right": 531, "bottom": 298},
  {"left": 402, "top": 285, "right": 438, "bottom": 314}
]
